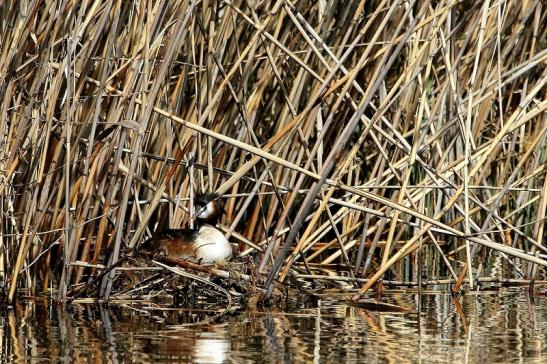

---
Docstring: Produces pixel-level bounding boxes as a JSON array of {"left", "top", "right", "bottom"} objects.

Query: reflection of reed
[
  {"left": 7, "top": 309, "right": 21, "bottom": 361},
  {"left": 452, "top": 295, "right": 468, "bottom": 333},
  {"left": 1, "top": 294, "right": 546, "bottom": 362},
  {"left": 57, "top": 306, "right": 75, "bottom": 361},
  {"left": 99, "top": 305, "right": 119, "bottom": 364}
]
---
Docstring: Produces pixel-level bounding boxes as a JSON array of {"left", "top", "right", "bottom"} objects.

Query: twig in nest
[{"left": 153, "top": 260, "right": 233, "bottom": 310}]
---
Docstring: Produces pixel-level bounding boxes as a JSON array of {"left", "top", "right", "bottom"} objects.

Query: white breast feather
[{"left": 195, "top": 225, "right": 232, "bottom": 263}]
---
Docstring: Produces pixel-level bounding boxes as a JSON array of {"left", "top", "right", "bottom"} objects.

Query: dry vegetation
[{"left": 0, "top": 0, "right": 546, "bottom": 305}]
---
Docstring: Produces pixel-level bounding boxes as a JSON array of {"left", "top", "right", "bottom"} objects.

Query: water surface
[{"left": 1, "top": 288, "right": 546, "bottom": 363}]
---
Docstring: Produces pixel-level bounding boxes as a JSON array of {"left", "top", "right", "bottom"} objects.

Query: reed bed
[{"left": 0, "top": 0, "right": 545, "bottom": 305}]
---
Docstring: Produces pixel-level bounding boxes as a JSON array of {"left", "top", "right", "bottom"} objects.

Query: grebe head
[{"left": 195, "top": 193, "right": 221, "bottom": 225}]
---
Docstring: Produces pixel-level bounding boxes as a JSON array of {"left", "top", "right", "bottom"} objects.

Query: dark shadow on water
[{"left": 1, "top": 288, "right": 546, "bottom": 363}]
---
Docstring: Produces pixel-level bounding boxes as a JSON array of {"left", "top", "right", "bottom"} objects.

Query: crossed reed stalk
[{"left": 0, "top": 0, "right": 545, "bottom": 304}]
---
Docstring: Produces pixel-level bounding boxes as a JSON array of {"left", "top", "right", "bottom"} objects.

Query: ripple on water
[{"left": 1, "top": 288, "right": 546, "bottom": 363}]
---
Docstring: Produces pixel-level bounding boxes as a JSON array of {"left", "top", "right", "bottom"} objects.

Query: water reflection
[{"left": 1, "top": 289, "right": 546, "bottom": 363}]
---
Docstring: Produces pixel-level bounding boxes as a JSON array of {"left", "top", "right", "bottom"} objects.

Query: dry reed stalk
[{"left": 0, "top": 0, "right": 545, "bottom": 303}]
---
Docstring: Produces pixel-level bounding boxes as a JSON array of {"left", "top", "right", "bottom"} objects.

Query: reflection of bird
[
  {"left": 140, "top": 194, "right": 232, "bottom": 264},
  {"left": 146, "top": 335, "right": 230, "bottom": 364},
  {"left": 193, "top": 338, "right": 230, "bottom": 364}
]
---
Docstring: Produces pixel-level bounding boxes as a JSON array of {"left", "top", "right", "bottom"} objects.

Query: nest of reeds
[
  {"left": 0, "top": 0, "right": 546, "bottom": 306},
  {"left": 114, "top": 259, "right": 253, "bottom": 309}
]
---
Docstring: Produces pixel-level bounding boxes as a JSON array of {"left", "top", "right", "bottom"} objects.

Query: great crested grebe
[{"left": 140, "top": 194, "right": 232, "bottom": 264}]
